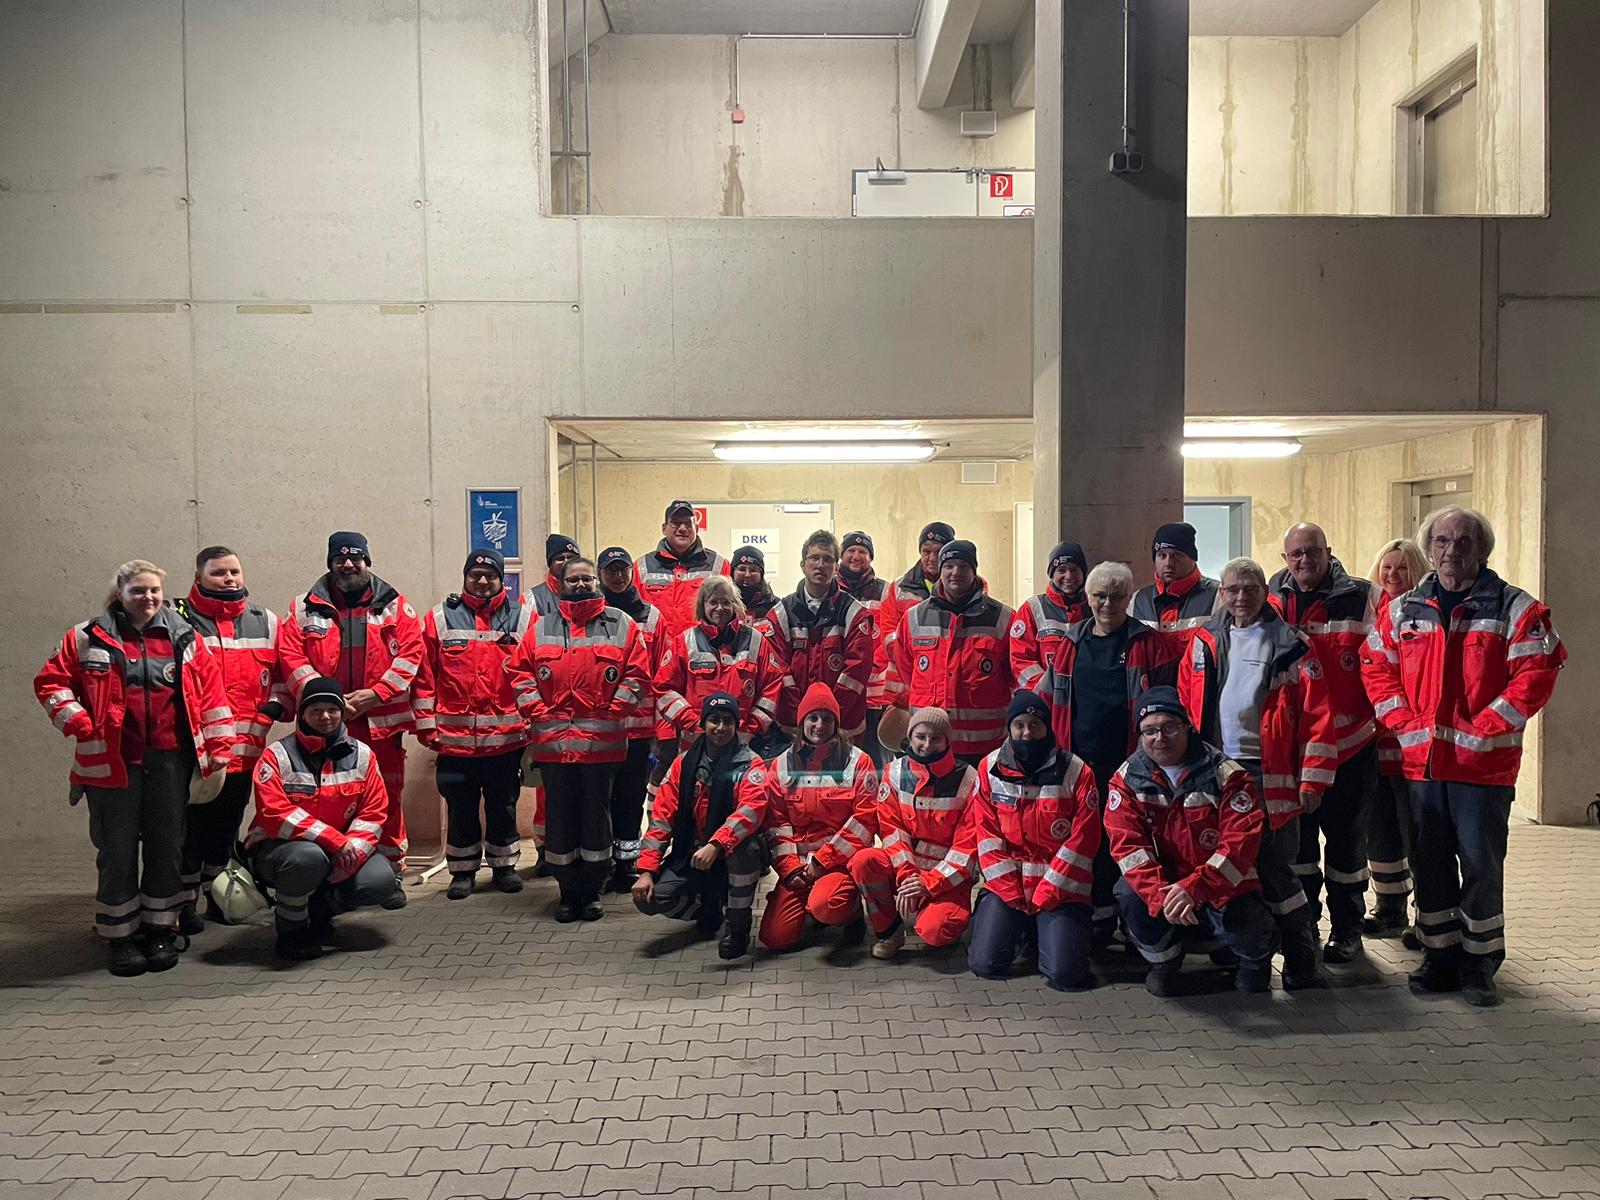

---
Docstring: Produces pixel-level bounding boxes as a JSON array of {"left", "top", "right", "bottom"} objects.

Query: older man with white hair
[{"left": 1362, "top": 506, "right": 1565, "bottom": 1008}]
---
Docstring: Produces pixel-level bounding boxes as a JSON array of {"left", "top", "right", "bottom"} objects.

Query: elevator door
[{"left": 1403, "top": 475, "right": 1473, "bottom": 540}]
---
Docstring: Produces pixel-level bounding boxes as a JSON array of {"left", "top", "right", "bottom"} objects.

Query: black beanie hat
[
  {"left": 464, "top": 548, "right": 504, "bottom": 580},
  {"left": 598, "top": 546, "right": 633, "bottom": 572},
  {"left": 546, "top": 533, "right": 580, "bottom": 565},
  {"left": 918, "top": 521, "right": 956, "bottom": 548},
  {"left": 1048, "top": 541, "right": 1088, "bottom": 576},
  {"left": 841, "top": 531, "right": 875, "bottom": 559},
  {"left": 701, "top": 691, "right": 740, "bottom": 722},
  {"left": 1135, "top": 686, "right": 1190, "bottom": 726},
  {"left": 1151, "top": 522, "right": 1199, "bottom": 561},
  {"left": 1006, "top": 690, "right": 1051, "bottom": 727},
  {"left": 730, "top": 545, "right": 766, "bottom": 572},
  {"left": 299, "top": 676, "right": 347, "bottom": 713},
  {"left": 327, "top": 531, "right": 370, "bottom": 566},
  {"left": 938, "top": 539, "right": 978, "bottom": 569}
]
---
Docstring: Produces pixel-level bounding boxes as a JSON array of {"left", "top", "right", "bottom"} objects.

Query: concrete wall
[
  {"left": 0, "top": 1, "right": 1031, "bottom": 850},
  {"left": 549, "top": 35, "right": 1036, "bottom": 216},
  {"left": 558, "top": 459, "right": 1034, "bottom": 607},
  {"left": 1188, "top": 0, "right": 1546, "bottom": 215}
]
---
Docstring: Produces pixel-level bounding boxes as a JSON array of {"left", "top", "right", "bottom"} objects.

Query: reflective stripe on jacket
[
  {"left": 175, "top": 589, "right": 288, "bottom": 768},
  {"left": 245, "top": 732, "right": 387, "bottom": 857},
  {"left": 653, "top": 622, "right": 783, "bottom": 742},
  {"left": 638, "top": 738, "right": 766, "bottom": 876},
  {"left": 971, "top": 742, "right": 1102, "bottom": 914},
  {"left": 887, "top": 582, "right": 1016, "bottom": 758},
  {"left": 508, "top": 605, "right": 651, "bottom": 764},
  {"left": 1268, "top": 560, "right": 1378, "bottom": 765},
  {"left": 1131, "top": 573, "right": 1221, "bottom": 637},
  {"left": 1361, "top": 569, "right": 1564, "bottom": 787},
  {"left": 279, "top": 573, "right": 423, "bottom": 739},
  {"left": 876, "top": 752, "right": 979, "bottom": 898},
  {"left": 634, "top": 541, "right": 731, "bottom": 641},
  {"left": 414, "top": 590, "right": 534, "bottom": 757},
  {"left": 1103, "top": 743, "right": 1264, "bottom": 916},
  {"left": 761, "top": 744, "right": 879, "bottom": 879},
  {"left": 1036, "top": 619, "right": 1184, "bottom": 762},
  {"left": 1009, "top": 587, "right": 1089, "bottom": 692},
  {"left": 35, "top": 605, "right": 235, "bottom": 789},
  {"left": 841, "top": 573, "right": 892, "bottom": 707},
  {"left": 767, "top": 584, "right": 876, "bottom": 738},
  {"left": 1177, "top": 609, "right": 1338, "bottom": 828}
]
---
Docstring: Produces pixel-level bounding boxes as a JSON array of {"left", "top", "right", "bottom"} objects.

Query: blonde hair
[
  {"left": 106, "top": 559, "right": 166, "bottom": 609},
  {"left": 695, "top": 574, "right": 746, "bottom": 623},
  {"left": 1367, "top": 538, "right": 1429, "bottom": 594}
]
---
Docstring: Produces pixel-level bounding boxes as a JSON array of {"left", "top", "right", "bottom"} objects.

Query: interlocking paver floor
[{"left": 3, "top": 825, "right": 1599, "bottom": 1200}]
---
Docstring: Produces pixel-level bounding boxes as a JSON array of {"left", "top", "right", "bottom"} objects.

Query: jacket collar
[
  {"left": 932, "top": 578, "right": 990, "bottom": 615},
  {"left": 655, "top": 538, "right": 710, "bottom": 569},
  {"left": 1155, "top": 567, "right": 1204, "bottom": 599},
  {"left": 1268, "top": 556, "right": 1364, "bottom": 605},
  {"left": 185, "top": 584, "right": 248, "bottom": 620},
  {"left": 1201, "top": 605, "right": 1306, "bottom": 664},
  {"left": 307, "top": 571, "right": 399, "bottom": 613}
]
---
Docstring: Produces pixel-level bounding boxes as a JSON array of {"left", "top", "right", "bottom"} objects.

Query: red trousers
[
  {"left": 758, "top": 869, "right": 862, "bottom": 951},
  {"left": 849, "top": 847, "right": 971, "bottom": 947}
]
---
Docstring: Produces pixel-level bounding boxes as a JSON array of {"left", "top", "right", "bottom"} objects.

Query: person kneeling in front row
[
  {"left": 967, "top": 692, "right": 1100, "bottom": 992},
  {"left": 849, "top": 706, "right": 978, "bottom": 959},
  {"left": 247, "top": 677, "right": 398, "bottom": 961},
  {"left": 633, "top": 692, "right": 769, "bottom": 959},
  {"left": 1105, "top": 687, "right": 1276, "bottom": 996}
]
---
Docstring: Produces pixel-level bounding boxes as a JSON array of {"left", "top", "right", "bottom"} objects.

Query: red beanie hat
[{"left": 797, "top": 681, "right": 841, "bottom": 723}]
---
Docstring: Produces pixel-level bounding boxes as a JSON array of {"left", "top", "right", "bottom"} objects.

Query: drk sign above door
[{"left": 468, "top": 488, "right": 521, "bottom": 559}]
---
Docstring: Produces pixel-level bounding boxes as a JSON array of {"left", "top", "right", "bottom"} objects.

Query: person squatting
[{"left": 36, "top": 503, "right": 1564, "bottom": 1008}]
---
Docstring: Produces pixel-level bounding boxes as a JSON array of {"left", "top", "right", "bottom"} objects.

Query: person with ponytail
[
  {"left": 966, "top": 691, "right": 1101, "bottom": 992},
  {"left": 35, "top": 559, "right": 234, "bottom": 976}
]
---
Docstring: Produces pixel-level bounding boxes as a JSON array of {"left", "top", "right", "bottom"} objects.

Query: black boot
[
  {"left": 276, "top": 927, "right": 324, "bottom": 961},
  {"left": 718, "top": 911, "right": 752, "bottom": 960},
  {"left": 533, "top": 849, "right": 552, "bottom": 878},
  {"left": 609, "top": 860, "right": 638, "bottom": 896},
  {"left": 1363, "top": 895, "right": 1410, "bottom": 937},
  {"left": 579, "top": 895, "right": 605, "bottom": 922},
  {"left": 1408, "top": 952, "right": 1462, "bottom": 996},
  {"left": 1280, "top": 927, "right": 1322, "bottom": 991},
  {"left": 141, "top": 928, "right": 180, "bottom": 972},
  {"left": 554, "top": 896, "right": 581, "bottom": 923},
  {"left": 446, "top": 872, "right": 475, "bottom": 900},
  {"left": 1323, "top": 931, "right": 1363, "bottom": 963},
  {"left": 177, "top": 902, "right": 205, "bottom": 936},
  {"left": 491, "top": 866, "right": 524, "bottom": 893},
  {"left": 1144, "top": 963, "right": 1181, "bottom": 998},
  {"left": 1462, "top": 965, "right": 1500, "bottom": 1008},
  {"left": 106, "top": 937, "right": 147, "bottom": 977}
]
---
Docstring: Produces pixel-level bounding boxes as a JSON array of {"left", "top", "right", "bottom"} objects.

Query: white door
[{"left": 697, "top": 501, "right": 834, "bottom": 584}]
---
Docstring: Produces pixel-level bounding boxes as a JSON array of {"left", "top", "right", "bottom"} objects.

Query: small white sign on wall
[{"left": 733, "top": 528, "right": 781, "bottom": 564}]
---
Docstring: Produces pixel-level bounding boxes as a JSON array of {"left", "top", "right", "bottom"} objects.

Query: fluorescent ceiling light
[
  {"left": 1183, "top": 420, "right": 1294, "bottom": 439},
  {"left": 714, "top": 441, "right": 936, "bottom": 464},
  {"left": 1181, "top": 439, "right": 1303, "bottom": 459},
  {"left": 721, "top": 426, "right": 925, "bottom": 443}
]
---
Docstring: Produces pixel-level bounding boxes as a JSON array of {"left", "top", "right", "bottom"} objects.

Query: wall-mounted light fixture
[{"left": 713, "top": 441, "right": 936, "bottom": 464}]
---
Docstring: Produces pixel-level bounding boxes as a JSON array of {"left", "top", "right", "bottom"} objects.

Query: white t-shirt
[
  {"left": 1159, "top": 763, "right": 1185, "bottom": 789},
  {"left": 1219, "top": 623, "right": 1274, "bottom": 760},
  {"left": 804, "top": 591, "right": 824, "bottom": 613}
]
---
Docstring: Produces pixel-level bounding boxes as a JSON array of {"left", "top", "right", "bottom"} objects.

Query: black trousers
[
  {"left": 540, "top": 761, "right": 617, "bottom": 900},
  {"left": 180, "top": 772, "right": 254, "bottom": 905},
  {"left": 1295, "top": 740, "right": 1376, "bottom": 938},
  {"left": 85, "top": 750, "right": 191, "bottom": 939},
  {"left": 1088, "top": 762, "right": 1122, "bottom": 933},
  {"left": 253, "top": 839, "right": 398, "bottom": 935},
  {"left": 858, "top": 708, "right": 889, "bottom": 769},
  {"left": 1409, "top": 780, "right": 1515, "bottom": 975},
  {"left": 438, "top": 749, "right": 524, "bottom": 875},
  {"left": 609, "top": 738, "right": 654, "bottom": 866},
  {"left": 1368, "top": 771, "right": 1416, "bottom": 902}
]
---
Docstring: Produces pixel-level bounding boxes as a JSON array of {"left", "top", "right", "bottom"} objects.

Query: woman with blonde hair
[
  {"left": 34, "top": 560, "right": 234, "bottom": 976},
  {"left": 653, "top": 574, "right": 784, "bottom": 755},
  {"left": 1361, "top": 538, "right": 1429, "bottom": 939}
]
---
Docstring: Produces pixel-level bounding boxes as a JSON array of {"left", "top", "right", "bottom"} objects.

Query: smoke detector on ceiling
[{"left": 960, "top": 111, "right": 998, "bottom": 138}]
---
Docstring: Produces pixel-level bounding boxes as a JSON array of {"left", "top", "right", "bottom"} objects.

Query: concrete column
[{"left": 1033, "top": 0, "right": 1188, "bottom": 572}]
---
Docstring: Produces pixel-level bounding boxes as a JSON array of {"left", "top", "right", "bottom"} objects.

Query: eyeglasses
[
  {"left": 564, "top": 573, "right": 598, "bottom": 587},
  {"left": 1430, "top": 535, "right": 1477, "bottom": 551},
  {"left": 1139, "top": 722, "right": 1185, "bottom": 739},
  {"left": 331, "top": 554, "right": 364, "bottom": 566}
]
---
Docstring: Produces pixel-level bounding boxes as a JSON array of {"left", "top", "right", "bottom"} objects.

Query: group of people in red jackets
[{"left": 37, "top": 499, "right": 1563, "bottom": 1007}]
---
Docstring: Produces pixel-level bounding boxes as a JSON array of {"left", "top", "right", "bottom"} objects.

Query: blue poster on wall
[{"left": 468, "top": 488, "right": 521, "bottom": 558}]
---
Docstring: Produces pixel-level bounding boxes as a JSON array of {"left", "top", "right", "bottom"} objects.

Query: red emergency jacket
[
  {"left": 611, "top": 599, "right": 666, "bottom": 739},
  {"left": 634, "top": 540, "right": 731, "bottom": 641},
  {"left": 1361, "top": 569, "right": 1564, "bottom": 787},
  {"left": 971, "top": 741, "right": 1102, "bottom": 914},
  {"left": 1268, "top": 560, "right": 1377, "bottom": 765},
  {"left": 1009, "top": 585, "right": 1089, "bottom": 692},
  {"left": 1131, "top": 570, "right": 1221, "bottom": 639},
  {"left": 654, "top": 621, "right": 783, "bottom": 742},
  {"left": 36, "top": 605, "right": 235, "bottom": 790},
  {"left": 637, "top": 737, "right": 767, "bottom": 876},
  {"left": 508, "top": 596, "right": 651, "bottom": 764},
  {"left": 888, "top": 581, "right": 1016, "bottom": 758},
  {"left": 279, "top": 573, "right": 424, "bottom": 741},
  {"left": 1035, "top": 619, "right": 1184, "bottom": 763},
  {"left": 761, "top": 741, "right": 878, "bottom": 880},
  {"left": 878, "top": 564, "right": 937, "bottom": 666},
  {"left": 174, "top": 588, "right": 289, "bottom": 770},
  {"left": 1370, "top": 596, "right": 1406, "bottom": 775},
  {"left": 1104, "top": 743, "right": 1264, "bottom": 916},
  {"left": 840, "top": 570, "right": 892, "bottom": 707},
  {"left": 766, "top": 583, "right": 875, "bottom": 738},
  {"left": 875, "top": 750, "right": 979, "bottom": 899},
  {"left": 413, "top": 588, "right": 534, "bottom": 757},
  {"left": 1177, "top": 609, "right": 1338, "bottom": 828},
  {"left": 245, "top": 727, "right": 387, "bottom": 873}
]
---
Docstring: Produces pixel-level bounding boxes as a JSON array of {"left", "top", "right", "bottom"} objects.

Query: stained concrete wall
[
  {"left": 549, "top": 36, "right": 1036, "bottom": 216},
  {"left": 1187, "top": 0, "right": 1546, "bottom": 215},
  {"left": 0, "top": 0, "right": 1031, "bottom": 850},
  {"left": 558, "top": 460, "right": 1034, "bottom": 607}
]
